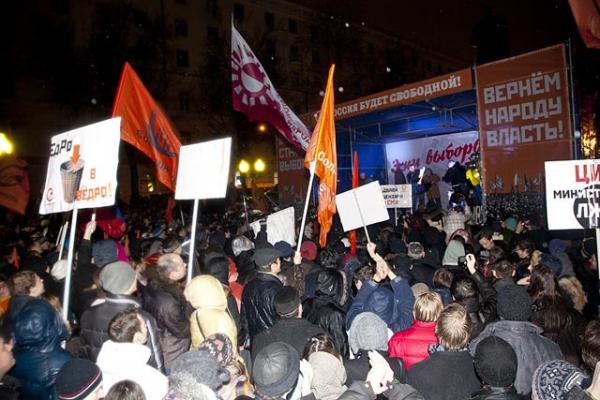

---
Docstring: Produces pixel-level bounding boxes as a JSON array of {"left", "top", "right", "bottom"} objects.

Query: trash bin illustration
[{"left": 60, "top": 159, "right": 85, "bottom": 203}]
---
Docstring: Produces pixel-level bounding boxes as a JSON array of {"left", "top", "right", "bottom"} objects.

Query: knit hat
[
  {"left": 504, "top": 217, "right": 518, "bottom": 232},
  {"left": 497, "top": 285, "right": 532, "bottom": 321},
  {"left": 300, "top": 241, "right": 317, "bottom": 261},
  {"left": 549, "top": 239, "right": 568, "bottom": 254},
  {"left": 99, "top": 261, "right": 137, "bottom": 295},
  {"left": 308, "top": 352, "right": 347, "bottom": 400},
  {"left": 474, "top": 336, "right": 518, "bottom": 387},
  {"left": 348, "top": 312, "right": 389, "bottom": 355},
  {"left": 532, "top": 360, "right": 588, "bottom": 400},
  {"left": 252, "top": 342, "right": 300, "bottom": 398},
  {"left": 540, "top": 253, "right": 562, "bottom": 276},
  {"left": 274, "top": 241, "right": 294, "bottom": 258},
  {"left": 170, "top": 350, "right": 230, "bottom": 392},
  {"left": 442, "top": 240, "right": 465, "bottom": 266},
  {"left": 411, "top": 283, "right": 430, "bottom": 298},
  {"left": 408, "top": 242, "right": 425, "bottom": 259},
  {"left": 55, "top": 358, "right": 102, "bottom": 400},
  {"left": 92, "top": 239, "right": 118, "bottom": 267},
  {"left": 198, "top": 333, "right": 234, "bottom": 368},
  {"left": 51, "top": 259, "right": 69, "bottom": 281},
  {"left": 274, "top": 286, "right": 300, "bottom": 318},
  {"left": 253, "top": 248, "right": 283, "bottom": 267}
]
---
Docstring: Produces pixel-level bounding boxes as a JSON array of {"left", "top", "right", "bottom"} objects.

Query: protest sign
[
  {"left": 39, "top": 118, "right": 121, "bottom": 215},
  {"left": 381, "top": 184, "right": 412, "bottom": 208},
  {"left": 250, "top": 207, "right": 296, "bottom": 246},
  {"left": 336, "top": 181, "right": 389, "bottom": 233}
]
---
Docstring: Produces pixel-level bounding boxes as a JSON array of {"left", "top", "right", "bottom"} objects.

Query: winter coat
[
  {"left": 338, "top": 380, "right": 424, "bottom": 400},
  {"left": 407, "top": 350, "right": 480, "bottom": 400},
  {"left": 240, "top": 272, "right": 283, "bottom": 342},
  {"left": 3, "top": 295, "right": 33, "bottom": 331},
  {"left": 97, "top": 340, "right": 168, "bottom": 400},
  {"left": 468, "top": 386, "right": 526, "bottom": 400},
  {"left": 141, "top": 280, "right": 193, "bottom": 369},
  {"left": 79, "top": 293, "right": 164, "bottom": 371},
  {"left": 71, "top": 239, "right": 101, "bottom": 320},
  {"left": 470, "top": 320, "right": 564, "bottom": 396},
  {"left": 423, "top": 173, "right": 441, "bottom": 199},
  {"left": 388, "top": 321, "right": 437, "bottom": 369},
  {"left": 343, "top": 349, "right": 405, "bottom": 384},
  {"left": 252, "top": 317, "right": 324, "bottom": 362},
  {"left": 184, "top": 275, "right": 238, "bottom": 350},
  {"left": 346, "top": 277, "right": 414, "bottom": 333},
  {"left": 10, "top": 299, "right": 71, "bottom": 400}
]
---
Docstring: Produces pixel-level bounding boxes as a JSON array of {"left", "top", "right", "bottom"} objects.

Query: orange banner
[
  {"left": 112, "top": 63, "right": 181, "bottom": 191},
  {"left": 476, "top": 45, "right": 573, "bottom": 193},
  {"left": 305, "top": 65, "right": 337, "bottom": 247}
]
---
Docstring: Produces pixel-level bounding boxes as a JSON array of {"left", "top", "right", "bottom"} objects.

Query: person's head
[
  {"left": 433, "top": 268, "right": 453, "bottom": 289},
  {"left": 496, "top": 285, "right": 532, "bottom": 321},
  {"left": 528, "top": 265, "right": 559, "bottom": 301},
  {"left": 0, "top": 323, "right": 14, "bottom": 378},
  {"left": 99, "top": 261, "right": 137, "bottom": 295},
  {"left": 204, "top": 256, "right": 230, "bottom": 286},
  {"left": 274, "top": 286, "right": 301, "bottom": 319},
  {"left": 162, "top": 235, "right": 183, "bottom": 255},
  {"left": 407, "top": 242, "right": 425, "bottom": 260},
  {"left": 582, "top": 320, "right": 600, "bottom": 375},
  {"left": 478, "top": 228, "right": 496, "bottom": 251},
  {"left": 413, "top": 291, "right": 443, "bottom": 322},
  {"left": 55, "top": 359, "right": 103, "bottom": 400},
  {"left": 515, "top": 239, "right": 534, "bottom": 259},
  {"left": 253, "top": 342, "right": 301, "bottom": 399},
  {"left": 92, "top": 239, "right": 118, "bottom": 268},
  {"left": 492, "top": 259, "right": 516, "bottom": 279},
  {"left": 474, "top": 336, "right": 517, "bottom": 388},
  {"left": 303, "top": 333, "right": 340, "bottom": 360},
  {"left": 156, "top": 253, "right": 187, "bottom": 281},
  {"left": 8, "top": 270, "right": 44, "bottom": 297},
  {"left": 169, "top": 351, "right": 230, "bottom": 394},
  {"left": 352, "top": 264, "right": 374, "bottom": 291},
  {"left": 488, "top": 247, "right": 506, "bottom": 267},
  {"left": 108, "top": 309, "right": 148, "bottom": 345},
  {"left": 532, "top": 360, "right": 588, "bottom": 400},
  {"left": 104, "top": 380, "right": 146, "bottom": 400},
  {"left": 435, "top": 303, "right": 471, "bottom": 350},
  {"left": 348, "top": 312, "right": 388, "bottom": 355},
  {"left": 451, "top": 276, "right": 478, "bottom": 302},
  {"left": 253, "top": 248, "right": 282, "bottom": 274},
  {"left": 558, "top": 276, "right": 587, "bottom": 313},
  {"left": 198, "top": 333, "right": 235, "bottom": 368}
]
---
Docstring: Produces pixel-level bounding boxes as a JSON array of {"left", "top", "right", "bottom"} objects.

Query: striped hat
[{"left": 55, "top": 359, "right": 102, "bottom": 400}]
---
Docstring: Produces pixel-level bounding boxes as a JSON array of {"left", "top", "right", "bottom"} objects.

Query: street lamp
[
  {"left": 254, "top": 158, "right": 266, "bottom": 172},
  {"left": 0, "top": 133, "right": 14, "bottom": 156},
  {"left": 257, "top": 123, "right": 267, "bottom": 133},
  {"left": 239, "top": 159, "right": 250, "bottom": 174}
]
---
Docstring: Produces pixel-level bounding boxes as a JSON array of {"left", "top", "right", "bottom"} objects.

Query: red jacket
[{"left": 388, "top": 320, "right": 437, "bottom": 370}]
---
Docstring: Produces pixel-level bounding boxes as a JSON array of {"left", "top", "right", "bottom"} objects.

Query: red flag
[
  {"left": 569, "top": 0, "right": 600, "bottom": 48},
  {"left": 304, "top": 65, "right": 337, "bottom": 248},
  {"left": 0, "top": 157, "right": 29, "bottom": 215},
  {"left": 349, "top": 151, "right": 358, "bottom": 255},
  {"left": 165, "top": 197, "right": 176, "bottom": 223},
  {"left": 231, "top": 24, "right": 310, "bottom": 152},
  {"left": 112, "top": 63, "right": 181, "bottom": 191},
  {"left": 11, "top": 246, "right": 19, "bottom": 270}
]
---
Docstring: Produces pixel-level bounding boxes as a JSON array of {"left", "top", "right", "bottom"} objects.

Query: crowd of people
[{"left": 0, "top": 194, "right": 599, "bottom": 400}]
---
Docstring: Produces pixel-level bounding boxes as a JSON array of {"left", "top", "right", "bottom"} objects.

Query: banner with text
[
  {"left": 545, "top": 159, "right": 600, "bottom": 230},
  {"left": 277, "top": 138, "right": 308, "bottom": 205},
  {"left": 476, "top": 44, "right": 573, "bottom": 194},
  {"left": 381, "top": 185, "right": 412, "bottom": 208},
  {"left": 40, "top": 118, "right": 121, "bottom": 215},
  {"left": 385, "top": 131, "right": 479, "bottom": 208}
]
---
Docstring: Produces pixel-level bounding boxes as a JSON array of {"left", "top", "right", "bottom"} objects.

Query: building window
[
  {"left": 288, "top": 18, "right": 298, "bottom": 33},
  {"left": 207, "top": 26, "right": 219, "bottom": 45},
  {"left": 265, "top": 12, "right": 274, "bottom": 30},
  {"left": 176, "top": 49, "right": 189, "bottom": 67},
  {"left": 289, "top": 45, "right": 300, "bottom": 63},
  {"left": 233, "top": 4, "right": 244, "bottom": 22},
  {"left": 179, "top": 92, "right": 190, "bottom": 112},
  {"left": 312, "top": 49, "right": 320, "bottom": 65},
  {"left": 174, "top": 18, "right": 188, "bottom": 37}
]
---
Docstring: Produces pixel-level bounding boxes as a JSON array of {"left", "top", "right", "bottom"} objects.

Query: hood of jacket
[
  {"left": 97, "top": 340, "right": 151, "bottom": 372},
  {"left": 442, "top": 239, "right": 465, "bottom": 266},
  {"left": 184, "top": 275, "right": 227, "bottom": 310},
  {"left": 191, "top": 308, "right": 238, "bottom": 350},
  {"left": 14, "top": 298, "right": 68, "bottom": 352}
]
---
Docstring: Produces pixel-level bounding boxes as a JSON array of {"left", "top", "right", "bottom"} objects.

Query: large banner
[
  {"left": 476, "top": 44, "right": 573, "bottom": 194},
  {"left": 40, "top": 118, "right": 121, "bottom": 215},
  {"left": 385, "top": 131, "right": 479, "bottom": 207},
  {"left": 277, "top": 138, "right": 307, "bottom": 205}
]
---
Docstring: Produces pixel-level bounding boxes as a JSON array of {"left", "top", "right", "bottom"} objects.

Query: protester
[
  {"left": 4, "top": 270, "right": 45, "bottom": 328},
  {"left": 0, "top": 323, "right": 18, "bottom": 399},
  {"left": 104, "top": 380, "right": 147, "bottom": 400},
  {"left": 203, "top": 255, "right": 242, "bottom": 331},
  {"left": 54, "top": 358, "right": 103, "bottom": 400},
  {"left": 166, "top": 350, "right": 230, "bottom": 400}
]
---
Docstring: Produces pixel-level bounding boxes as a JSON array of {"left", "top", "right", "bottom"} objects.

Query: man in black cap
[
  {"left": 251, "top": 286, "right": 324, "bottom": 361},
  {"left": 240, "top": 247, "right": 284, "bottom": 344}
]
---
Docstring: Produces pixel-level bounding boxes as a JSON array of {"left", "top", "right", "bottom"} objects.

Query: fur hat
[{"left": 170, "top": 351, "right": 230, "bottom": 392}]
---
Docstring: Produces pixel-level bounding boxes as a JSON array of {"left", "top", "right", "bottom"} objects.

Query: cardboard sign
[
  {"left": 545, "top": 159, "right": 600, "bottom": 230},
  {"left": 250, "top": 207, "right": 296, "bottom": 246},
  {"left": 336, "top": 181, "right": 389, "bottom": 232},
  {"left": 39, "top": 118, "right": 121, "bottom": 215},
  {"left": 381, "top": 184, "right": 412, "bottom": 208},
  {"left": 175, "top": 138, "right": 232, "bottom": 200}
]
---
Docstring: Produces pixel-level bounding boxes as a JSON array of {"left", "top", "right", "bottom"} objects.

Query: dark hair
[
  {"left": 109, "top": 309, "right": 143, "bottom": 343},
  {"left": 433, "top": 268, "right": 453, "bottom": 289},
  {"left": 488, "top": 247, "right": 506, "bottom": 266},
  {"left": 352, "top": 264, "right": 374, "bottom": 285},
  {"left": 528, "top": 265, "right": 559, "bottom": 301},
  {"left": 302, "top": 333, "right": 340, "bottom": 360},
  {"left": 204, "top": 256, "right": 229, "bottom": 286},
  {"left": 478, "top": 228, "right": 494, "bottom": 241},
  {"left": 451, "top": 276, "right": 478, "bottom": 301},
  {"left": 492, "top": 259, "right": 515, "bottom": 279},
  {"left": 8, "top": 271, "right": 38, "bottom": 296},
  {"left": 582, "top": 320, "right": 600, "bottom": 375},
  {"left": 104, "top": 380, "right": 146, "bottom": 400},
  {"left": 0, "top": 322, "right": 12, "bottom": 344},
  {"left": 162, "top": 235, "right": 182, "bottom": 253},
  {"left": 515, "top": 239, "right": 535, "bottom": 257},
  {"left": 318, "top": 248, "right": 339, "bottom": 269}
]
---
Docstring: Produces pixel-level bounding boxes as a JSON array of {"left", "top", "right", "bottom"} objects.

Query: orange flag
[
  {"left": 112, "top": 62, "right": 181, "bottom": 191},
  {"left": 304, "top": 65, "right": 337, "bottom": 248}
]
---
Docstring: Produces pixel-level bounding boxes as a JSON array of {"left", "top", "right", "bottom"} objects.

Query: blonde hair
[
  {"left": 414, "top": 292, "right": 443, "bottom": 322},
  {"left": 559, "top": 276, "right": 587, "bottom": 312},
  {"left": 436, "top": 303, "right": 471, "bottom": 350}
]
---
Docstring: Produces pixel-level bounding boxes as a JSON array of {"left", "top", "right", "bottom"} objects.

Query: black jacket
[
  {"left": 79, "top": 293, "right": 164, "bottom": 372},
  {"left": 241, "top": 272, "right": 283, "bottom": 342},
  {"left": 71, "top": 239, "right": 101, "bottom": 320},
  {"left": 252, "top": 317, "right": 324, "bottom": 361},
  {"left": 344, "top": 349, "right": 405, "bottom": 385},
  {"left": 303, "top": 297, "right": 349, "bottom": 357},
  {"left": 140, "top": 280, "right": 193, "bottom": 369},
  {"left": 468, "top": 386, "right": 526, "bottom": 400},
  {"left": 4, "top": 295, "right": 33, "bottom": 331}
]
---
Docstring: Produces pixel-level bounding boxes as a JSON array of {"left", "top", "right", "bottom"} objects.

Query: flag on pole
[
  {"left": 231, "top": 24, "right": 310, "bottom": 152},
  {"left": 112, "top": 62, "right": 181, "bottom": 191},
  {"left": 349, "top": 151, "right": 358, "bottom": 255},
  {"left": 304, "top": 65, "right": 337, "bottom": 248},
  {"left": 568, "top": 0, "right": 600, "bottom": 48},
  {"left": 0, "top": 157, "right": 30, "bottom": 215}
]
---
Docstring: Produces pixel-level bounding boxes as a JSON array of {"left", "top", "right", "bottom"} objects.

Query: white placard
[
  {"left": 545, "top": 159, "right": 600, "bottom": 230},
  {"left": 336, "top": 181, "right": 389, "bottom": 232},
  {"left": 250, "top": 207, "right": 296, "bottom": 246},
  {"left": 381, "top": 184, "right": 412, "bottom": 208},
  {"left": 175, "top": 138, "right": 232, "bottom": 200},
  {"left": 39, "top": 118, "right": 121, "bottom": 215}
]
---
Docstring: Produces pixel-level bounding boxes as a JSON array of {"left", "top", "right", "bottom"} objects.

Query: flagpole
[
  {"left": 58, "top": 221, "right": 69, "bottom": 261},
  {"left": 187, "top": 198, "right": 199, "bottom": 283},
  {"left": 297, "top": 161, "right": 317, "bottom": 253},
  {"left": 352, "top": 191, "right": 371, "bottom": 242},
  {"left": 62, "top": 209, "right": 78, "bottom": 323}
]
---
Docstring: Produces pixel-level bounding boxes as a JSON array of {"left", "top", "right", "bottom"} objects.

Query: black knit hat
[
  {"left": 474, "top": 336, "right": 518, "bottom": 387},
  {"left": 496, "top": 284, "right": 532, "bottom": 321},
  {"left": 55, "top": 359, "right": 102, "bottom": 400},
  {"left": 274, "top": 286, "right": 300, "bottom": 317},
  {"left": 253, "top": 342, "right": 300, "bottom": 398}
]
